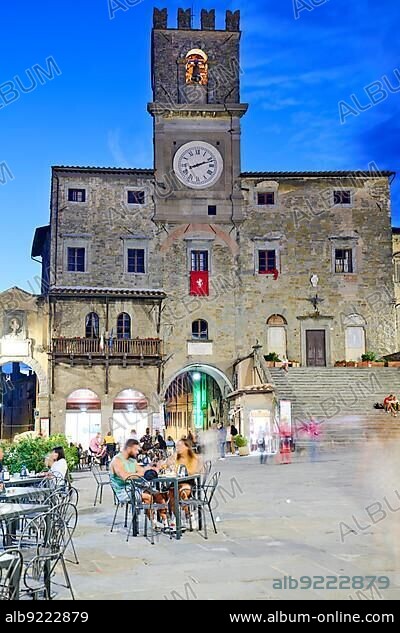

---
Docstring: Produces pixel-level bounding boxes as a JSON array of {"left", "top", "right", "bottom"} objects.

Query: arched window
[
  {"left": 266, "top": 314, "right": 287, "bottom": 358},
  {"left": 186, "top": 49, "right": 208, "bottom": 85},
  {"left": 192, "top": 319, "right": 208, "bottom": 340},
  {"left": 343, "top": 314, "right": 366, "bottom": 361},
  {"left": 267, "top": 314, "right": 287, "bottom": 326},
  {"left": 117, "top": 313, "right": 131, "bottom": 340},
  {"left": 85, "top": 313, "right": 99, "bottom": 339}
]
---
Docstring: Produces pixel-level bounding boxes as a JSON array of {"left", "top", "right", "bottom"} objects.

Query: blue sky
[{"left": 0, "top": 0, "right": 399, "bottom": 291}]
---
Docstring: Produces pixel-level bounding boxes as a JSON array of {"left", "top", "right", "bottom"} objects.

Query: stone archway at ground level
[
  {"left": 65, "top": 389, "right": 102, "bottom": 449},
  {"left": 0, "top": 355, "right": 48, "bottom": 395},
  {"left": 111, "top": 389, "right": 149, "bottom": 446},
  {"left": 0, "top": 359, "right": 41, "bottom": 440},
  {"left": 164, "top": 364, "right": 234, "bottom": 439}
]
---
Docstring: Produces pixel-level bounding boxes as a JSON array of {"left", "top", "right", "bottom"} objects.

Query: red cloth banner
[
  {"left": 259, "top": 269, "right": 279, "bottom": 280},
  {"left": 190, "top": 271, "right": 209, "bottom": 296}
]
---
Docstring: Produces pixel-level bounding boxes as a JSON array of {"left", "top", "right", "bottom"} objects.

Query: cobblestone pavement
[{"left": 60, "top": 444, "right": 400, "bottom": 600}]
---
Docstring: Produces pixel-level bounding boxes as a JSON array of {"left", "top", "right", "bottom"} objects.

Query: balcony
[{"left": 51, "top": 337, "right": 163, "bottom": 366}]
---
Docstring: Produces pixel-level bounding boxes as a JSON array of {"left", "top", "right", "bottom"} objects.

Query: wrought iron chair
[
  {"left": 92, "top": 465, "right": 110, "bottom": 506},
  {"left": 0, "top": 548, "right": 23, "bottom": 600},
  {"left": 17, "top": 506, "right": 75, "bottom": 600},
  {"left": 110, "top": 480, "right": 130, "bottom": 533},
  {"left": 125, "top": 477, "right": 172, "bottom": 545},
  {"left": 201, "top": 460, "right": 212, "bottom": 486},
  {"left": 179, "top": 471, "right": 221, "bottom": 538}
]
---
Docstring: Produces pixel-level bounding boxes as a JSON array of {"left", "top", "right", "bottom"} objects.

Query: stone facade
[{"left": 3, "top": 7, "right": 395, "bottom": 442}]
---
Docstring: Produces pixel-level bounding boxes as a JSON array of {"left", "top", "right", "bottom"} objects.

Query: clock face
[{"left": 173, "top": 141, "right": 224, "bottom": 189}]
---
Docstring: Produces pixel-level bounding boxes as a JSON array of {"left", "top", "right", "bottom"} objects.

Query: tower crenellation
[{"left": 152, "top": 8, "right": 240, "bottom": 32}]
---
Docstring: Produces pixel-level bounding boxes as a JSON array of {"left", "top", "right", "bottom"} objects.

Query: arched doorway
[
  {"left": 164, "top": 364, "right": 233, "bottom": 440},
  {"left": 266, "top": 314, "right": 287, "bottom": 359},
  {"left": 112, "top": 389, "right": 148, "bottom": 446},
  {"left": 65, "top": 389, "right": 101, "bottom": 449},
  {"left": 0, "top": 362, "right": 37, "bottom": 440},
  {"left": 344, "top": 314, "right": 366, "bottom": 361}
]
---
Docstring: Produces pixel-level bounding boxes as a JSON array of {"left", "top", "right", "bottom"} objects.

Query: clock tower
[{"left": 148, "top": 7, "right": 248, "bottom": 223}]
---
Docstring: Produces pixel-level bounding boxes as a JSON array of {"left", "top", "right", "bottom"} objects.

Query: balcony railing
[{"left": 52, "top": 338, "right": 162, "bottom": 357}]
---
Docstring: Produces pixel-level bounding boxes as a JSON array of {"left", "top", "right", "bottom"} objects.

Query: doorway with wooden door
[{"left": 306, "top": 330, "right": 326, "bottom": 367}]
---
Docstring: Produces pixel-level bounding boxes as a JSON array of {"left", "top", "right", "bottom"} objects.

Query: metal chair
[
  {"left": 66, "top": 486, "right": 79, "bottom": 507},
  {"left": 110, "top": 480, "right": 130, "bottom": 533},
  {"left": 201, "top": 460, "right": 212, "bottom": 486},
  {"left": 18, "top": 506, "right": 75, "bottom": 600},
  {"left": 38, "top": 472, "right": 66, "bottom": 491},
  {"left": 92, "top": 465, "right": 110, "bottom": 506},
  {"left": 179, "top": 471, "right": 221, "bottom": 538},
  {"left": 60, "top": 502, "right": 79, "bottom": 565},
  {"left": 0, "top": 549, "right": 23, "bottom": 600},
  {"left": 125, "top": 478, "right": 172, "bottom": 545}
]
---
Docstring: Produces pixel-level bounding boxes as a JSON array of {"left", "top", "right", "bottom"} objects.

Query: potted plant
[
  {"left": 235, "top": 434, "right": 250, "bottom": 456},
  {"left": 371, "top": 358, "right": 385, "bottom": 367},
  {"left": 361, "top": 351, "right": 376, "bottom": 367},
  {"left": 264, "top": 352, "right": 282, "bottom": 367},
  {"left": 346, "top": 360, "right": 357, "bottom": 367},
  {"left": 335, "top": 360, "right": 347, "bottom": 367},
  {"left": 289, "top": 360, "right": 300, "bottom": 368}
]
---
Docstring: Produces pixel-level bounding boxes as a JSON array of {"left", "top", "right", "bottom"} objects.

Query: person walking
[
  {"left": 257, "top": 434, "right": 268, "bottom": 464},
  {"left": 217, "top": 423, "right": 227, "bottom": 460},
  {"left": 307, "top": 417, "right": 320, "bottom": 462},
  {"left": 230, "top": 424, "right": 238, "bottom": 454}
]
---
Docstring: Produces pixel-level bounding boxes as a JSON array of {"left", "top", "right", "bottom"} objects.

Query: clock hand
[{"left": 189, "top": 159, "right": 214, "bottom": 169}]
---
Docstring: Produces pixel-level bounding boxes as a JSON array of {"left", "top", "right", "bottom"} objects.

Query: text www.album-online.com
[{"left": 229, "top": 612, "right": 395, "bottom": 624}]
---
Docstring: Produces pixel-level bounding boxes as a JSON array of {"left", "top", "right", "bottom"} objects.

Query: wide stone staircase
[{"left": 269, "top": 367, "right": 400, "bottom": 446}]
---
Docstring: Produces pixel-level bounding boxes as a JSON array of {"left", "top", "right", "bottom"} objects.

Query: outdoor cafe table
[
  {"left": 0, "top": 487, "right": 47, "bottom": 503},
  {"left": 5, "top": 475, "right": 45, "bottom": 487},
  {"left": 0, "top": 503, "right": 48, "bottom": 523},
  {"left": 151, "top": 473, "right": 202, "bottom": 540}
]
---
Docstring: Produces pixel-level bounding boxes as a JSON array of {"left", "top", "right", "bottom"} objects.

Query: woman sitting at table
[
  {"left": 168, "top": 439, "right": 202, "bottom": 517},
  {"left": 41, "top": 446, "right": 68, "bottom": 483}
]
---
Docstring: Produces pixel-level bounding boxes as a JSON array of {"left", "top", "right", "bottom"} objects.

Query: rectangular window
[
  {"left": 68, "top": 188, "right": 86, "bottom": 203},
  {"left": 191, "top": 250, "right": 209, "bottom": 272},
  {"left": 208, "top": 205, "right": 217, "bottom": 216},
  {"left": 333, "top": 190, "right": 351, "bottom": 205},
  {"left": 127, "top": 190, "right": 145, "bottom": 205},
  {"left": 335, "top": 248, "right": 353, "bottom": 273},
  {"left": 67, "top": 247, "right": 85, "bottom": 272},
  {"left": 395, "top": 260, "right": 400, "bottom": 283},
  {"left": 127, "top": 248, "right": 145, "bottom": 273},
  {"left": 258, "top": 250, "right": 276, "bottom": 273},
  {"left": 258, "top": 192, "right": 275, "bottom": 206}
]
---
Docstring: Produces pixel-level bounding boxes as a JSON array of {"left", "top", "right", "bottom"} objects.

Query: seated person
[
  {"left": 110, "top": 439, "right": 167, "bottom": 528},
  {"left": 40, "top": 446, "right": 68, "bottom": 484},
  {"left": 389, "top": 395, "right": 399, "bottom": 416},
  {"left": 383, "top": 394, "right": 393, "bottom": 413},
  {"left": 168, "top": 438, "right": 202, "bottom": 517}
]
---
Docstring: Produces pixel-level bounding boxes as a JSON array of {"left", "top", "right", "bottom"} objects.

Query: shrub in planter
[
  {"left": 335, "top": 360, "right": 346, "bottom": 367},
  {"left": 361, "top": 352, "right": 376, "bottom": 362},
  {"left": 0, "top": 434, "right": 78, "bottom": 474},
  {"left": 264, "top": 352, "right": 282, "bottom": 367},
  {"left": 234, "top": 434, "right": 250, "bottom": 456}
]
